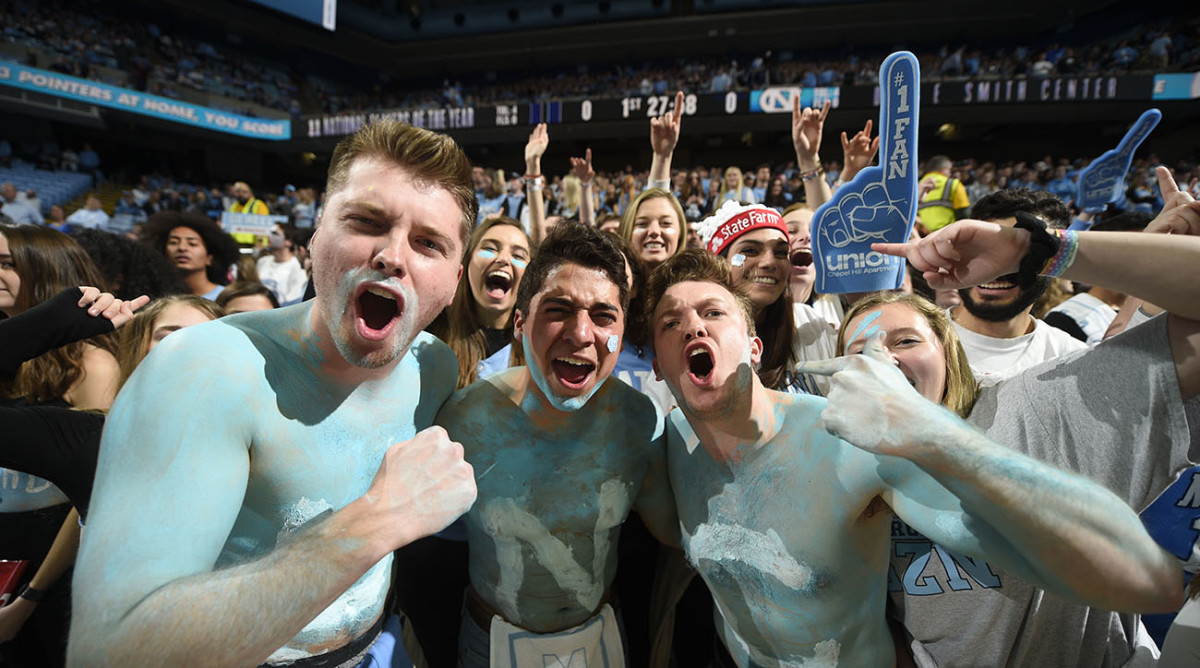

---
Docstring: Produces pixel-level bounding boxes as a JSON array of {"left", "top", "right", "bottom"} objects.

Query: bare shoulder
[{"left": 601, "top": 378, "right": 662, "bottom": 443}]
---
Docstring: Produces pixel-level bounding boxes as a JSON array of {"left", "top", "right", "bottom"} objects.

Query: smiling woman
[{"left": 429, "top": 216, "right": 533, "bottom": 388}]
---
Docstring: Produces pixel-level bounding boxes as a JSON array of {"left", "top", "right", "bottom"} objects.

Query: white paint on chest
[{"left": 478, "top": 478, "right": 632, "bottom": 623}]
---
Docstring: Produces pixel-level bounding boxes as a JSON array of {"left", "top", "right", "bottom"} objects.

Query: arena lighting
[{"left": 937, "top": 123, "right": 959, "bottom": 139}]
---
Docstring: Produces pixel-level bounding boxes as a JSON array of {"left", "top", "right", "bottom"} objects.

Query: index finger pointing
[
  {"left": 796, "top": 356, "right": 850, "bottom": 377},
  {"left": 871, "top": 241, "right": 911, "bottom": 258},
  {"left": 673, "top": 91, "right": 684, "bottom": 123}
]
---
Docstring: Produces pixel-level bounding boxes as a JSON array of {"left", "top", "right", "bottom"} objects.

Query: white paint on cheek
[
  {"left": 607, "top": 334, "right": 619, "bottom": 353},
  {"left": 730, "top": 253, "right": 746, "bottom": 267}
]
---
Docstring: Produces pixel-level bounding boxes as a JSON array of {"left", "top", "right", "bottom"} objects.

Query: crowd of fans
[
  {"left": 1, "top": 0, "right": 300, "bottom": 117},
  {"left": 2, "top": 101, "right": 1199, "bottom": 667},
  {"left": 1, "top": 0, "right": 1196, "bottom": 118}
]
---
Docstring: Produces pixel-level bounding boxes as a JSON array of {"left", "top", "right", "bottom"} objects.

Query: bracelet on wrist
[
  {"left": 1040, "top": 229, "right": 1079, "bottom": 277},
  {"left": 18, "top": 584, "right": 46, "bottom": 603},
  {"left": 1012, "top": 211, "right": 1077, "bottom": 282},
  {"left": 800, "top": 166, "right": 826, "bottom": 182}
]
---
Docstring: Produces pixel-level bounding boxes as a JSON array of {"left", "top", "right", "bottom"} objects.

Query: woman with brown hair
[
  {"left": 696, "top": 202, "right": 836, "bottom": 393},
  {"left": 428, "top": 216, "right": 532, "bottom": 389},
  {"left": 0, "top": 224, "right": 120, "bottom": 411},
  {"left": 0, "top": 224, "right": 123, "bottom": 667}
]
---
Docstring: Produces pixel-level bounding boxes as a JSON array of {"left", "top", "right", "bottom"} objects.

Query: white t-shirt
[
  {"left": 66, "top": 208, "right": 110, "bottom": 229},
  {"left": 951, "top": 309, "right": 1088, "bottom": 387},
  {"left": 256, "top": 255, "right": 308, "bottom": 306},
  {"left": 791, "top": 302, "right": 838, "bottom": 395},
  {"left": 1046, "top": 292, "right": 1118, "bottom": 346}
]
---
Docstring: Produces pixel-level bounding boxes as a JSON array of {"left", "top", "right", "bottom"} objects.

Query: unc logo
[{"left": 757, "top": 87, "right": 802, "bottom": 113}]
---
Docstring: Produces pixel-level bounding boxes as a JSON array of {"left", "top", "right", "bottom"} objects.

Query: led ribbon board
[
  {"left": 812, "top": 52, "right": 919, "bottom": 294},
  {"left": 1075, "top": 108, "right": 1161, "bottom": 212},
  {"left": 0, "top": 62, "right": 291, "bottom": 141}
]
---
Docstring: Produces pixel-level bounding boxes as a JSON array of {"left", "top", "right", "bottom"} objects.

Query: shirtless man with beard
[{"left": 69, "top": 121, "right": 479, "bottom": 667}]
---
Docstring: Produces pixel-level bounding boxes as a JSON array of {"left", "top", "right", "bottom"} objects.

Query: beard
[
  {"left": 958, "top": 273, "right": 1049, "bottom": 323},
  {"left": 321, "top": 268, "right": 419, "bottom": 369}
]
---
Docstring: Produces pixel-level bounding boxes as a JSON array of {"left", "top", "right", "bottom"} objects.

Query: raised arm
[
  {"left": 648, "top": 91, "right": 684, "bottom": 189},
  {"left": 801, "top": 336, "right": 1182, "bottom": 613},
  {"left": 874, "top": 205, "right": 1200, "bottom": 321},
  {"left": 69, "top": 333, "right": 475, "bottom": 667},
  {"left": 837, "top": 118, "right": 880, "bottom": 186},
  {"left": 570, "top": 148, "right": 596, "bottom": 227},
  {"left": 792, "top": 98, "right": 833, "bottom": 209},
  {"left": 0, "top": 287, "right": 147, "bottom": 376},
  {"left": 525, "top": 123, "right": 550, "bottom": 244}
]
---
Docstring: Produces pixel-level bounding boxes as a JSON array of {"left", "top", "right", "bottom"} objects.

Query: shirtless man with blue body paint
[
  {"left": 68, "top": 122, "right": 479, "bottom": 667},
  {"left": 643, "top": 249, "right": 1181, "bottom": 667},
  {"left": 435, "top": 223, "right": 677, "bottom": 667}
]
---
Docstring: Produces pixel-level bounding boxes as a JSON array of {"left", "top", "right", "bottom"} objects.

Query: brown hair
[
  {"left": 618, "top": 189, "right": 687, "bottom": 261},
  {"left": 0, "top": 224, "right": 119, "bottom": 404},
  {"left": 215, "top": 281, "right": 280, "bottom": 310},
  {"left": 429, "top": 216, "right": 532, "bottom": 389},
  {"left": 118, "top": 295, "right": 224, "bottom": 388},
  {"left": 642, "top": 249, "right": 756, "bottom": 340},
  {"left": 325, "top": 120, "right": 478, "bottom": 250},
  {"left": 838, "top": 292, "right": 979, "bottom": 417}
]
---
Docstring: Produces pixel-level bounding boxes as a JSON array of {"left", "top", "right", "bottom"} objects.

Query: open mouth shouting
[
  {"left": 685, "top": 342, "right": 716, "bottom": 386},
  {"left": 790, "top": 248, "right": 813, "bottom": 274},
  {"left": 551, "top": 355, "right": 596, "bottom": 390},
  {"left": 355, "top": 284, "right": 403, "bottom": 341},
  {"left": 484, "top": 269, "right": 514, "bottom": 301}
]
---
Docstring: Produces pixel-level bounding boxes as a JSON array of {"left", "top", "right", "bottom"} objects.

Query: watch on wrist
[{"left": 1011, "top": 211, "right": 1059, "bottom": 286}]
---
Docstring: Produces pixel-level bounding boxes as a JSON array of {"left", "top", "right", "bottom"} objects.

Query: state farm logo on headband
[{"left": 697, "top": 201, "right": 788, "bottom": 257}]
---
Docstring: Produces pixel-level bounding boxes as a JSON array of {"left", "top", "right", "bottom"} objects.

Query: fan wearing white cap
[{"left": 696, "top": 200, "right": 835, "bottom": 393}]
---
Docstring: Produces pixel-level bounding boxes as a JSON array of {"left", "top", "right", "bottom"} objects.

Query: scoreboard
[
  {"left": 303, "top": 92, "right": 752, "bottom": 138},
  {"left": 300, "top": 75, "right": 1156, "bottom": 139}
]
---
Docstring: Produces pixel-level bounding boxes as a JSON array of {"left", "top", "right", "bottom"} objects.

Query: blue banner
[
  {"left": 811, "top": 52, "right": 918, "bottom": 294},
  {"left": 1152, "top": 72, "right": 1200, "bottom": 100},
  {"left": 249, "top": 0, "right": 336, "bottom": 31},
  {"left": 749, "top": 86, "right": 840, "bottom": 113},
  {"left": 1075, "top": 108, "right": 1160, "bottom": 211},
  {"left": 0, "top": 62, "right": 291, "bottom": 141}
]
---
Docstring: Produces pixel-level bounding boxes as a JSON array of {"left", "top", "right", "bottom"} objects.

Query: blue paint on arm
[{"left": 75, "top": 320, "right": 255, "bottom": 619}]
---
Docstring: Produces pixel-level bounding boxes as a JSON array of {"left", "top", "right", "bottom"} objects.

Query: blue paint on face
[
  {"left": 476, "top": 249, "right": 498, "bottom": 261},
  {"left": 848, "top": 310, "right": 883, "bottom": 350},
  {"left": 511, "top": 257, "right": 528, "bottom": 270},
  {"left": 521, "top": 330, "right": 603, "bottom": 412}
]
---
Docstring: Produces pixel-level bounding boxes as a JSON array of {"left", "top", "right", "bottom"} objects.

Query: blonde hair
[
  {"left": 118, "top": 295, "right": 224, "bottom": 389},
  {"left": 717, "top": 166, "right": 747, "bottom": 204},
  {"left": 617, "top": 189, "right": 687, "bottom": 261},
  {"left": 838, "top": 292, "right": 979, "bottom": 417}
]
